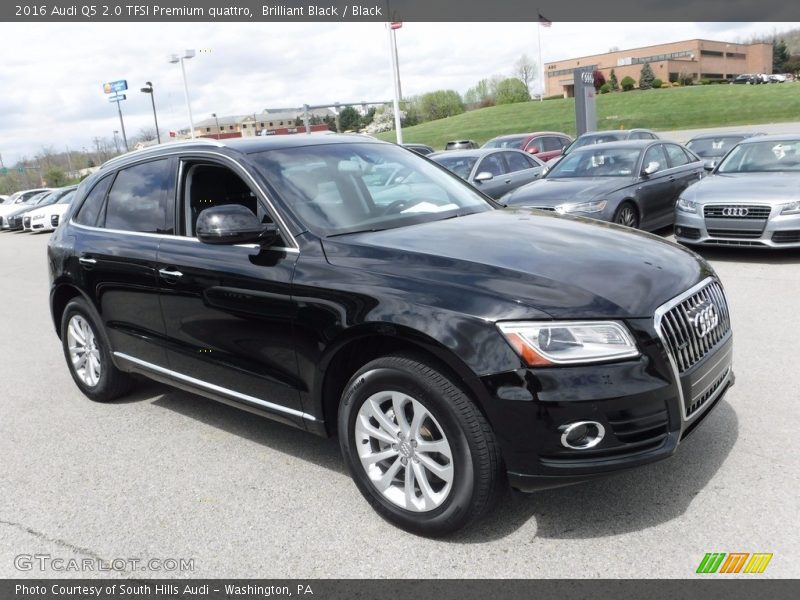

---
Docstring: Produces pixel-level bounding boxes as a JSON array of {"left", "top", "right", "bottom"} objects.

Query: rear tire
[
  {"left": 60, "top": 298, "right": 133, "bottom": 402},
  {"left": 614, "top": 201, "right": 640, "bottom": 229},
  {"left": 338, "top": 353, "right": 504, "bottom": 536}
]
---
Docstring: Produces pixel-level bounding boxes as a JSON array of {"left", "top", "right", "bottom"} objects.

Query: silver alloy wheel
[
  {"left": 354, "top": 391, "right": 454, "bottom": 512},
  {"left": 617, "top": 205, "right": 637, "bottom": 227},
  {"left": 67, "top": 315, "right": 102, "bottom": 387}
]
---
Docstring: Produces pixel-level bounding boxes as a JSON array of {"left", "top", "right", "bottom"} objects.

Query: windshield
[
  {"left": 483, "top": 136, "right": 526, "bottom": 150},
  {"left": 56, "top": 190, "right": 77, "bottom": 205},
  {"left": 250, "top": 142, "right": 493, "bottom": 236},
  {"left": 716, "top": 140, "right": 800, "bottom": 173},
  {"left": 547, "top": 146, "right": 640, "bottom": 178},
  {"left": 431, "top": 155, "right": 479, "bottom": 180},
  {"left": 686, "top": 136, "right": 745, "bottom": 158},
  {"left": 567, "top": 133, "right": 624, "bottom": 155}
]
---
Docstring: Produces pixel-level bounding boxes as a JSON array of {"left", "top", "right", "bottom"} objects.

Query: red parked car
[{"left": 482, "top": 131, "right": 572, "bottom": 161}]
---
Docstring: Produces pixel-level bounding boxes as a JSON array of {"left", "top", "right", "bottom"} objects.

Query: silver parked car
[
  {"left": 675, "top": 135, "right": 800, "bottom": 248},
  {"left": 430, "top": 148, "right": 545, "bottom": 199}
]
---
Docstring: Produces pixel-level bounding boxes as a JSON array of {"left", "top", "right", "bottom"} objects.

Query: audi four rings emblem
[
  {"left": 722, "top": 207, "right": 749, "bottom": 217},
  {"left": 688, "top": 300, "right": 719, "bottom": 338}
]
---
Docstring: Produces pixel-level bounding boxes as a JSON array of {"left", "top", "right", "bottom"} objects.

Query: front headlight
[
  {"left": 677, "top": 197, "right": 698, "bottom": 213},
  {"left": 554, "top": 199, "right": 607, "bottom": 214},
  {"left": 780, "top": 200, "right": 800, "bottom": 215},
  {"left": 497, "top": 321, "right": 640, "bottom": 366}
]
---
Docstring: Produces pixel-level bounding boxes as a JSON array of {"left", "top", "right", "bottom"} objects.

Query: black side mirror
[{"left": 196, "top": 204, "right": 279, "bottom": 246}]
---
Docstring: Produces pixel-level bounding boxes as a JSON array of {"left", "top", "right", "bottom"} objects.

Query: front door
[{"left": 156, "top": 156, "right": 305, "bottom": 425}]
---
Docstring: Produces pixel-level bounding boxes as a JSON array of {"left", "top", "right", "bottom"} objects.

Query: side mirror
[
  {"left": 196, "top": 204, "right": 278, "bottom": 246},
  {"left": 703, "top": 159, "right": 716, "bottom": 171},
  {"left": 642, "top": 161, "right": 660, "bottom": 176},
  {"left": 473, "top": 172, "right": 494, "bottom": 183},
  {"left": 528, "top": 146, "right": 540, "bottom": 154}
]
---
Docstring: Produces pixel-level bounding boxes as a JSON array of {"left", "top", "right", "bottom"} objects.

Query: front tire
[
  {"left": 614, "top": 201, "right": 640, "bottom": 228},
  {"left": 338, "top": 354, "right": 503, "bottom": 535},
  {"left": 60, "top": 298, "right": 133, "bottom": 402}
]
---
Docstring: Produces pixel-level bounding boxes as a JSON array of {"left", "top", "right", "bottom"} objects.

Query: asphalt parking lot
[{"left": 1, "top": 229, "right": 798, "bottom": 579}]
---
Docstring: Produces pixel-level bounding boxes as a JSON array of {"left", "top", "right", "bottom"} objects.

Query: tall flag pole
[{"left": 538, "top": 11, "right": 552, "bottom": 101}]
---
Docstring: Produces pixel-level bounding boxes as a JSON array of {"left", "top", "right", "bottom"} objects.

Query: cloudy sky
[{"left": 0, "top": 21, "right": 796, "bottom": 165}]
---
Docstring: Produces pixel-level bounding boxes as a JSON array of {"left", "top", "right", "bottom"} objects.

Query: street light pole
[
  {"left": 169, "top": 50, "right": 196, "bottom": 139},
  {"left": 387, "top": 23, "right": 403, "bottom": 145},
  {"left": 140, "top": 81, "right": 161, "bottom": 144},
  {"left": 212, "top": 113, "right": 220, "bottom": 139}
]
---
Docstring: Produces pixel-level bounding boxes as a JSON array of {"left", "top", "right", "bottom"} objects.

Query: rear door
[
  {"left": 664, "top": 143, "right": 704, "bottom": 200},
  {"left": 635, "top": 144, "right": 674, "bottom": 229},
  {"left": 71, "top": 158, "right": 175, "bottom": 367},
  {"left": 500, "top": 151, "right": 543, "bottom": 190},
  {"left": 155, "top": 154, "right": 305, "bottom": 426}
]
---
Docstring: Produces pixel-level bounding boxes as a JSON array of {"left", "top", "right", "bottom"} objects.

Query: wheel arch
[{"left": 316, "top": 324, "right": 491, "bottom": 437}]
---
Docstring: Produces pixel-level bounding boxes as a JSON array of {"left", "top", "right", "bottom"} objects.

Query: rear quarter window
[{"left": 73, "top": 176, "right": 113, "bottom": 227}]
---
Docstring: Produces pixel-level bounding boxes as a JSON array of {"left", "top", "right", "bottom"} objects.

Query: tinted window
[
  {"left": 477, "top": 154, "right": 507, "bottom": 177},
  {"left": 548, "top": 147, "right": 640, "bottom": 178},
  {"left": 104, "top": 160, "right": 172, "bottom": 233},
  {"left": 434, "top": 155, "right": 479, "bottom": 179},
  {"left": 717, "top": 140, "right": 800, "bottom": 173},
  {"left": 504, "top": 151, "right": 536, "bottom": 172},
  {"left": 74, "top": 176, "right": 113, "bottom": 227},
  {"left": 642, "top": 145, "right": 669, "bottom": 173},
  {"left": 665, "top": 144, "right": 690, "bottom": 167}
]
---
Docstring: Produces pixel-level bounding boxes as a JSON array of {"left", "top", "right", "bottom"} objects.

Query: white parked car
[
  {"left": 0, "top": 188, "right": 52, "bottom": 220},
  {"left": 26, "top": 186, "right": 77, "bottom": 232}
]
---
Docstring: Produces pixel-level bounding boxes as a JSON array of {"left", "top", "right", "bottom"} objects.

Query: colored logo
[{"left": 696, "top": 552, "right": 773, "bottom": 574}]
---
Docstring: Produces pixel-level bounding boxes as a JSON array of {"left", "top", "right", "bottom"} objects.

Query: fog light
[{"left": 560, "top": 421, "right": 605, "bottom": 449}]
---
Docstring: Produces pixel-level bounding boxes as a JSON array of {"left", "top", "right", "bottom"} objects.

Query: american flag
[{"left": 538, "top": 12, "right": 552, "bottom": 27}]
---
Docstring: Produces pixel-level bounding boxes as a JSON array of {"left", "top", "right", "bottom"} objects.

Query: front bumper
[
  {"left": 675, "top": 204, "right": 800, "bottom": 248},
  {"left": 477, "top": 316, "right": 733, "bottom": 492}
]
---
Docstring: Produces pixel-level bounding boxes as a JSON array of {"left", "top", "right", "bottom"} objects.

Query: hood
[
  {"left": 322, "top": 209, "right": 710, "bottom": 319},
  {"left": 684, "top": 172, "right": 800, "bottom": 204},
  {"left": 504, "top": 177, "right": 630, "bottom": 207}
]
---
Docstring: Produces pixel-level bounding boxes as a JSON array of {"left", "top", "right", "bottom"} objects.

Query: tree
[
  {"left": 417, "top": 90, "right": 465, "bottom": 121},
  {"left": 639, "top": 62, "right": 656, "bottom": 89},
  {"left": 514, "top": 54, "right": 537, "bottom": 93},
  {"left": 609, "top": 69, "right": 619, "bottom": 91},
  {"left": 773, "top": 38, "right": 790, "bottom": 73},
  {"left": 338, "top": 106, "right": 361, "bottom": 131},
  {"left": 592, "top": 69, "right": 606, "bottom": 91},
  {"left": 44, "top": 167, "right": 68, "bottom": 187},
  {"left": 135, "top": 127, "right": 158, "bottom": 143},
  {"left": 464, "top": 78, "right": 495, "bottom": 107},
  {"left": 360, "top": 106, "right": 377, "bottom": 128},
  {"left": 494, "top": 78, "right": 531, "bottom": 104}
]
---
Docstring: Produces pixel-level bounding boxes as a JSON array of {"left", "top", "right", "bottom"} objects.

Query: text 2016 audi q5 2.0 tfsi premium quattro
[{"left": 48, "top": 136, "right": 734, "bottom": 535}]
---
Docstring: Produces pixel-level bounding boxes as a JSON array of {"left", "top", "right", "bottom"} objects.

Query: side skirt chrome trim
[{"left": 113, "top": 352, "right": 316, "bottom": 422}]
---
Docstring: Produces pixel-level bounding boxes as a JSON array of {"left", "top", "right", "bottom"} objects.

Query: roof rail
[{"left": 99, "top": 138, "right": 227, "bottom": 170}]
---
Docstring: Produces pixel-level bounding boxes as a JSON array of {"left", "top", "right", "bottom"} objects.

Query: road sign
[
  {"left": 108, "top": 94, "right": 127, "bottom": 102},
  {"left": 103, "top": 80, "right": 128, "bottom": 94}
]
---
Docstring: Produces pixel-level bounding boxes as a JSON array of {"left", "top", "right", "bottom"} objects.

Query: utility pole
[{"left": 387, "top": 23, "right": 403, "bottom": 144}]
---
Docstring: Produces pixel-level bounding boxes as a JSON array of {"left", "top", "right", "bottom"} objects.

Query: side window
[
  {"left": 104, "top": 160, "right": 172, "bottom": 233},
  {"left": 558, "top": 137, "right": 571, "bottom": 149},
  {"left": 540, "top": 137, "right": 562, "bottom": 152},
  {"left": 665, "top": 144, "right": 690, "bottom": 167},
  {"left": 477, "top": 154, "right": 507, "bottom": 177},
  {"left": 504, "top": 151, "right": 536, "bottom": 173},
  {"left": 642, "top": 145, "right": 669, "bottom": 174},
  {"left": 183, "top": 163, "right": 275, "bottom": 238},
  {"left": 74, "top": 175, "right": 113, "bottom": 227}
]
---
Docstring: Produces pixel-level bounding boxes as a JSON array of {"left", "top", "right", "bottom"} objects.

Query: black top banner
[{"left": 2, "top": 0, "right": 800, "bottom": 22}]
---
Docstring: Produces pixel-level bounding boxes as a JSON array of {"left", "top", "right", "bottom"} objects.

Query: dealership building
[{"left": 544, "top": 39, "right": 773, "bottom": 97}]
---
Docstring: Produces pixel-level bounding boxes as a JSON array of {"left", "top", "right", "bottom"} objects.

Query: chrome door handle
[
  {"left": 158, "top": 268, "right": 183, "bottom": 278},
  {"left": 504, "top": 178, "right": 512, "bottom": 184},
  {"left": 78, "top": 257, "right": 96, "bottom": 265}
]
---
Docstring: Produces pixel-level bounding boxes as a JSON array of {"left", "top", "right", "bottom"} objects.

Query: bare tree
[{"left": 514, "top": 54, "right": 537, "bottom": 93}]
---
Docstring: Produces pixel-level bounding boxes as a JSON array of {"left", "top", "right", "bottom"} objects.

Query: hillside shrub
[{"left": 621, "top": 76, "right": 636, "bottom": 91}]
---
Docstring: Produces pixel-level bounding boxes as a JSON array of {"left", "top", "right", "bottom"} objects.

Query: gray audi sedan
[
  {"left": 675, "top": 135, "right": 800, "bottom": 248},
  {"left": 502, "top": 140, "right": 704, "bottom": 230}
]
